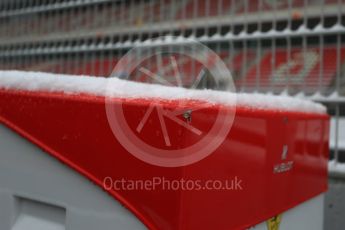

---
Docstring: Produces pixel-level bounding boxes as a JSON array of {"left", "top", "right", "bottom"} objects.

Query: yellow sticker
[{"left": 266, "top": 214, "right": 282, "bottom": 230}]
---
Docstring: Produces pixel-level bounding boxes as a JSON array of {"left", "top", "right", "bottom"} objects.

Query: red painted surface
[{"left": 0, "top": 89, "right": 329, "bottom": 230}]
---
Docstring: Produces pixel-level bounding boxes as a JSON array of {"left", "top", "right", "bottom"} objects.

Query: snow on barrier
[
  {"left": 0, "top": 71, "right": 329, "bottom": 229},
  {"left": 329, "top": 161, "right": 345, "bottom": 177}
]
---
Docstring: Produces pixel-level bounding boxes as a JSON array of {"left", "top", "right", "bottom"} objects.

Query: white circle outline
[{"left": 105, "top": 38, "right": 237, "bottom": 167}]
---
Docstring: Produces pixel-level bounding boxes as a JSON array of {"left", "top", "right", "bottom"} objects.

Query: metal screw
[{"left": 183, "top": 110, "right": 192, "bottom": 123}]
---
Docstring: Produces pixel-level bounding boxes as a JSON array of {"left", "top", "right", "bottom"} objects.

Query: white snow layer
[
  {"left": 329, "top": 160, "right": 345, "bottom": 174},
  {"left": 0, "top": 70, "right": 326, "bottom": 114}
]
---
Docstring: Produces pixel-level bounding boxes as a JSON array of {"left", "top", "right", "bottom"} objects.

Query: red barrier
[{"left": 0, "top": 89, "right": 329, "bottom": 229}]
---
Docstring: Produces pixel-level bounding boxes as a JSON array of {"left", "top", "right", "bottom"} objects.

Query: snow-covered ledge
[
  {"left": 329, "top": 160, "right": 345, "bottom": 178},
  {"left": 0, "top": 70, "right": 326, "bottom": 114}
]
